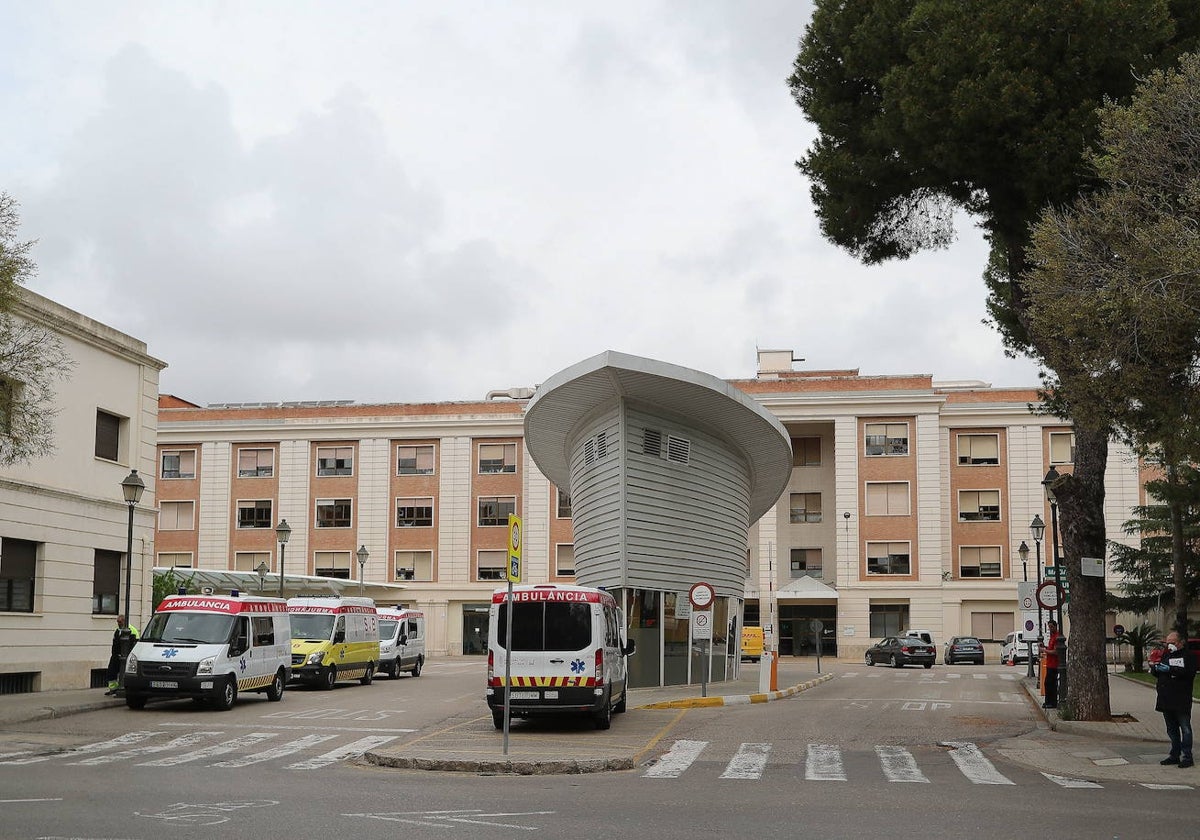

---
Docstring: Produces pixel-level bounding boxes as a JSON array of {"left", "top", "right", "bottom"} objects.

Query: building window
[
  {"left": 315, "top": 498, "right": 352, "bottom": 528},
  {"left": 397, "top": 444, "right": 435, "bottom": 475},
  {"left": 234, "top": 551, "right": 272, "bottom": 572},
  {"left": 479, "top": 442, "right": 516, "bottom": 474},
  {"left": 957, "top": 433, "right": 999, "bottom": 465},
  {"left": 237, "top": 499, "right": 274, "bottom": 529},
  {"left": 316, "top": 446, "right": 354, "bottom": 476},
  {"left": 0, "top": 537, "right": 37, "bottom": 613},
  {"left": 866, "top": 542, "right": 911, "bottom": 575},
  {"left": 555, "top": 544, "right": 576, "bottom": 576},
  {"left": 314, "top": 551, "right": 351, "bottom": 579},
  {"left": 95, "top": 409, "right": 123, "bottom": 462},
  {"left": 556, "top": 489, "right": 572, "bottom": 519},
  {"left": 157, "top": 552, "right": 193, "bottom": 568},
  {"left": 477, "top": 549, "right": 507, "bottom": 581},
  {"left": 958, "top": 490, "right": 1001, "bottom": 522},
  {"left": 238, "top": 448, "right": 274, "bottom": 478},
  {"left": 865, "top": 482, "right": 910, "bottom": 516},
  {"left": 394, "top": 550, "right": 433, "bottom": 581},
  {"left": 789, "top": 548, "right": 822, "bottom": 579},
  {"left": 864, "top": 423, "right": 908, "bottom": 456},
  {"left": 869, "top": 603, "right": 910, "bottom": 637},
  {"left": 93, "top": 548, "right": 122, "bottom": 615},
  {"left": 159, "top": 501, "right": 195, "bottom": 531},
  {"left": 396, "top": 497, "right": 434, "bottom": 527},
  {"left": 789, "top": 493, "right": 822, "bottom": 523},
  {"left": 959, "top": 546, "right": 1002, "bottom": 578},
  {"left": 792, "top": 436, "right": 821, "bottom": 466},
  {"left": 970, "top": 611, "right": 1015, "bottom": 643},
  {"left": 478, "top": 496, "right": 516, "bottom": 527},
  {"left": 1050, "top": 431, "right": 1075, "bottom": 465},
  {"left": 161, "top": 449, "right": 196, "bottom": 479}
]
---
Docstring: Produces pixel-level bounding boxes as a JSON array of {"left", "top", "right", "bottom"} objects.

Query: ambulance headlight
[
  {"left": 306, "top": 652, "right": 324, "bottom": 665},
  {"left": 125, "top": 652, "right": 138, "bottom": 674},
  {"left": 197, "top": 656, "right": 216, "bottom": 675}
]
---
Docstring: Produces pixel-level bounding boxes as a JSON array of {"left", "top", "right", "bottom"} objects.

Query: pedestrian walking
[
  {"left": 1152, "top": 630, "right": 1196, "bottom": 768},
  {"left": 1042, "top": 619, "right": 1060, "bottom": 709},
  {"left": 104, "top": 616, "right": 139, "bottom": 695}
]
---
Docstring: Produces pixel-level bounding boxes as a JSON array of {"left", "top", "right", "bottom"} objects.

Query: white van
[
  {"left": 1002, "top": 631, "right": 1040, "bottom": 664},
  {"left": 377, "top": 607, "right": 425, "bottom": 678},
  {"left": 124, "top": 592, "right": 291, "bottom": 711},
  {"left": 287, "top": 596, "right": 380, "bottom": 688},
  {"left": 486, "top": 584, "right": 635, "bottom": 730}
]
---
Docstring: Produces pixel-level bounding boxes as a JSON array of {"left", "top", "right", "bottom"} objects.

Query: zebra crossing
[
  {"left": 0, "top": 729, "right": 397, "bottom": 771},
  {"left": 642, "top": 739, "right": 1195, "bottom": 790}
]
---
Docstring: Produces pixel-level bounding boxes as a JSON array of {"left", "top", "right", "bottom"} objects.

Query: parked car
[
  {"left": 1001, "top": 631, "right": 1040, "bottom": 664},
  {"left": 865, "top": 636, "right": 936, "bottom": 668},
  {"left": 944, "top": 636, "right": 985, "bottom": 665}
]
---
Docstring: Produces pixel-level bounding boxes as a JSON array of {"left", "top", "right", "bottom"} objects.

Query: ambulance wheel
[
  {"left": 593, "top": 700, "right": 612, "bottom": 730},
  {"left": 613, "top": 690, "right": 627, "bottom": 714},
  {"left": 321, "top": 666, "right": 337, "bottom": 690},
  {"left": 125, "top": 693, "right": 147, "bottom": 710},
  {"left": 360, "top": 663, "right": 375, "bottom": 686},
  {"left": 214, "top": 677, "right": 237, "bottom": 711},
  {"left": 384, "top": 661, "right": 398, "bottom": 679},
  {"left": 266, "top": 670, "right": 285, "bottom": 701},
  {"left": 492, "top": 710, "right": 504, "bottom": 730},
  {"left": 411, "top": 657, "right": 422, "bottom": 678}
]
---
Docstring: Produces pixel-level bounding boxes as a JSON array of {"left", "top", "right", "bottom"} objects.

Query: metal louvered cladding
[
  {"left": 643, "top": 428, "right": 662, "bottom": 457},
  {"left": 666, "top": 434, "right": 690, "bottom": 464}
]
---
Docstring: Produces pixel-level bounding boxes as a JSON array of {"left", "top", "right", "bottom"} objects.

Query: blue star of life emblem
[
  {"left": 239, "top": 658, "right": 247, "bottom": 673},
  {"left": 570, "top": 659, "right": 585, "bottom": 674},
  {"left": 163, "top": 649, "right": 179, "bottom": 658}
]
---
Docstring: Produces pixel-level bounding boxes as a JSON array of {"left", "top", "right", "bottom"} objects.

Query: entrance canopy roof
[
  {"left": 524, "top": 350, "right": 792, "bottom": 523},
  {"left": 153, "top": 567, "right": 407, "bottom": 601},
  {"left": 777, "top": 575, "right": 839, "bottom": 601}
]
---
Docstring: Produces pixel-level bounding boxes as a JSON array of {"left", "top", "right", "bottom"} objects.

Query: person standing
[
  {"left": 104, "top": 616, "right": 139, "bottom": 695},
  {"left": 1152, "top": 630, "right": 1196, "bottom": 768},
  {"left": 1042, "top": 619, "right": 1060, "bottom": 709}
]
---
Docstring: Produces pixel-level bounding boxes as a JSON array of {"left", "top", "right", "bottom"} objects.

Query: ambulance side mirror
[
  {"left": 623, "top": 639, "right": 636, "bottom": 656},
  {"left": 399, "top": 634, "right": 408, "bottom": 646},
  {"left": 333, "top": 630, "right": 345, "bottom": 644}
]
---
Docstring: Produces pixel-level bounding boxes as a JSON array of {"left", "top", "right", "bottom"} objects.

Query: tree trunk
[{"left": 1053, "top": 423, "right": 1113, "bottom": 721}]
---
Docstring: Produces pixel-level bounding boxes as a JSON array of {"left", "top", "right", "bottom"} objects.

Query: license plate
[
  {"left": 509, "top": 691, "right": 539, "bottom": 700},
  {"left": 544, "top": 690, "right": 559, "bottom": 699},
  {"left": 150, "top": 680, "right": 178, "bottom": 689}
]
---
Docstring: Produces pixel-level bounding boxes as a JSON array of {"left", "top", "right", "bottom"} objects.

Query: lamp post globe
[
  {"left": 357, "top": 545, "right": 369, "bottom": 597},
  {"left": 275, "top": 519, "right": 291, "bottom": 598}
]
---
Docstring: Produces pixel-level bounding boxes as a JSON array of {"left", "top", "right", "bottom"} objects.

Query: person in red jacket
[{"left": 1042, "top": 620, "right": 1060, "bottom": 709}]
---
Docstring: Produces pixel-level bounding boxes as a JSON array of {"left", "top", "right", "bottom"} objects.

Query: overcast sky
[{"left": 3, "top": 1, "right": 1042, "bottom": 406}]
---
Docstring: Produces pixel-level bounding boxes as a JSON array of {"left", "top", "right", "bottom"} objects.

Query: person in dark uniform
[
  {"left": 1153, "top": 630, "right": 1197, "bottom": 768},
  {"left": 105, "top": 616, "right": 138, "bottom": 695}
]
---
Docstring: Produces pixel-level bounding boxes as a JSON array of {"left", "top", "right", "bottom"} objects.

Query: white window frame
[
  {"left": 555, "top": 543, "right": 576, "bottom": 577},
  {"left": 236, "top": 498, "right": 274, "bottom": 529},
  {"left": 397, "top": 444, "right": 436, "bottom": 476},
  {"left": 161, "top": 448, "right": 196, "bottom": 479},
  {"left": 476, "top": 549, "right": 507, "bottom": 581},
  {"left": 959, "top": 546, "right": 1002, "bottom": 578},
  {"left": 792, "top": 436, "right": 821, "bottom": 466},
  {"left": 156, "top": 552, "right": 193, "bottom": 568},
  {"left": 478, "top": 442, "right": 517, "bottom": 474},
  {"left": 556, "top": 488, "right": 572, "bottom": 519},
  {"left": 956, "top": 433, "right": 1000, "bottom": 466},
  {"left": 315, "top": 498, "right": 353, "bottom": 529},
  {"left": 789, "top": 548, "right": 822, "bottom": 579},
  {"left": 866, "top": 541, "right": 912, "bottom": 575},
  {"left": 396, "top": 496, "right": 434, "bottom": 528},
  {"left": 478, "top": 495, "right": 516, "bottom": 527},
  {"left": 234, "top": 551, "right": 272, "bottom": 573},
  {"left": 958, "top": 489, "right": 1001, "bottom": 522},
  {"left": 864, "top": 422, "right": 909, "bottom": 457},
  {"left": 316, "top": 445, "right": 354, "bottom": 477},
  {"left": 865, "top": 482, "right": 910, "bottom": 516},
  {"left": 1049, "top": 431, "right": 1075, "bottom": 465},
  {"left": 237, "top": 447, "right": 275, "bottom": 478},
  {"left": 159, "top": 500, "right": 195, "bottom": 531},
  {"left": 314, "top": 550, "right": 352, "bottom": 579},
  {"left": 789, "top": 492, "right": 822, "bottom": 523},
  {"left": 394, "top": 550, "right": 433, "bottom": 582}
]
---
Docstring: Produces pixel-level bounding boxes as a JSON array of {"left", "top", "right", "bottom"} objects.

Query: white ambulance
[
  {"left": 486, "top": 584, "right": 635, "bottom": 730},
  {"left": 377, "top": 607, "right": 426, "bottom": 678},
  {"left": 124, "top": 592, "right": 292, "bottom": 711},
  {"left": 287, "top": 596, "right": 380, "bottom": 688}
]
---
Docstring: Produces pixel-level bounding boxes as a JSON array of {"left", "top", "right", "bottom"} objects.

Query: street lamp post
[
  {"left": 1042, "top": 467, "right": 1066, "bottom": 705},
  {"left": 275, "top": 519, "right": 291, "bottom": 599},
  {"left": 1030, "top": 514, "right": 1045, "bottom": 639},
  {"left": 1018, "top": 540, "right": 1034, "bottom": 678},
  {"left": 118, "top": 469, "right": 145, "bottom": 692},
  {"left": 357, "top": 545, "right": 369, "bottom": 597}
]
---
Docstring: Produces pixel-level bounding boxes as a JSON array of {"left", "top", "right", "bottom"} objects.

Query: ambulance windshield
[
  {"left": 378, "top": 619, "right": 399, "bottom": 640},
  {"left": 142, "top": 611, "right": 236, "bottom": 645},
  {"left": 290, "top": 614, "right": 336, "bottom": 641}
]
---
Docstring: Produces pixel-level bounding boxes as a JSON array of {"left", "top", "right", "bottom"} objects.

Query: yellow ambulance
[{"left": 287, "top": 596, "right": 380, "bottom": 688}]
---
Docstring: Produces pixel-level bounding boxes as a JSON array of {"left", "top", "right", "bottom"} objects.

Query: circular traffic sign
[
  {"left": 509, "top": 523, "right": 521, "bottom": 552},
  {"left": 1114, "top": 624, "right": 1125, "bottom": 637},
  {"left": 689, "top": 581, "right": 715, "bottom": 610},
  {"left": 1036, "top": 580, "right": 1062, "bottom": 610}
]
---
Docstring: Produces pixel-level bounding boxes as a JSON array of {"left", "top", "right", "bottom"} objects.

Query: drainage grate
[{"left": 0, "top": 672, "right": 37, "bottom": 695}]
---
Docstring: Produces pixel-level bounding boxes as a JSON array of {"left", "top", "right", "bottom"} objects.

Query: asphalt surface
[{"left": 1, "top": 659, "right": 1188, "bottom": 783}]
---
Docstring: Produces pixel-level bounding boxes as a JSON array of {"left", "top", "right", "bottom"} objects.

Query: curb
[
  {"left": 364, "top": 753, "right": 635, "bottom": 775},
  {"left": 638, "top": 672, "right": 835, "bottom": 709},
  {"left": 0, "top": 698, "right": 123, "bottom": 726}
]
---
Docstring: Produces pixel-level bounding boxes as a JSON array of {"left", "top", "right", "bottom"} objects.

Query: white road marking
[
  {"left": 720, "top": 743, "right": 771, "bottom": 779},
  {"left": 1141, "top": 783, "right": 1193, "bottom": 790},
  {"left": 643, "top": 739, "right": 707, "bottom": 778},
  {"left": 352, "top": 809, "right": 554, "bottom": 830},
  {"left": 805, "top": 743, "right": 846, "bottom": 781},
  {"left": 285, "top": 735, "right": 398, "bottom": 770},
  {"left": 159, "top": 722, "right": 415, "bottom": 733},
  {"left": 139, "top": 732, "right": 279, "bottom": 766},
  {"left": 942, "top": 742, "right": 1014, "bottom": 785},
  {"left": 1042, "top": 773, "right": 1103, "bottom": 788},
  {"left": 0, "top": 731, "right": 158, "bottom": 765},
  {"left": 213, "top": 733, "right": 339, "bottom": 768},
  {"left": 72, "top": 732, "right": 222, "bottom": 766},
  {"left": 876, "top": 746, "right": 929, "bottom": 783}
]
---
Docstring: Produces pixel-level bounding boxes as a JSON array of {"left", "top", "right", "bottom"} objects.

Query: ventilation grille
[
  {"left": 643, "top": 428, "right": 662, "bottom": 457},
  {"left": 667, "top": 435, "right": 691, "bottom": 464},
  {"left": 0, "top": 671, "right": 36, "bottom": 695}
]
